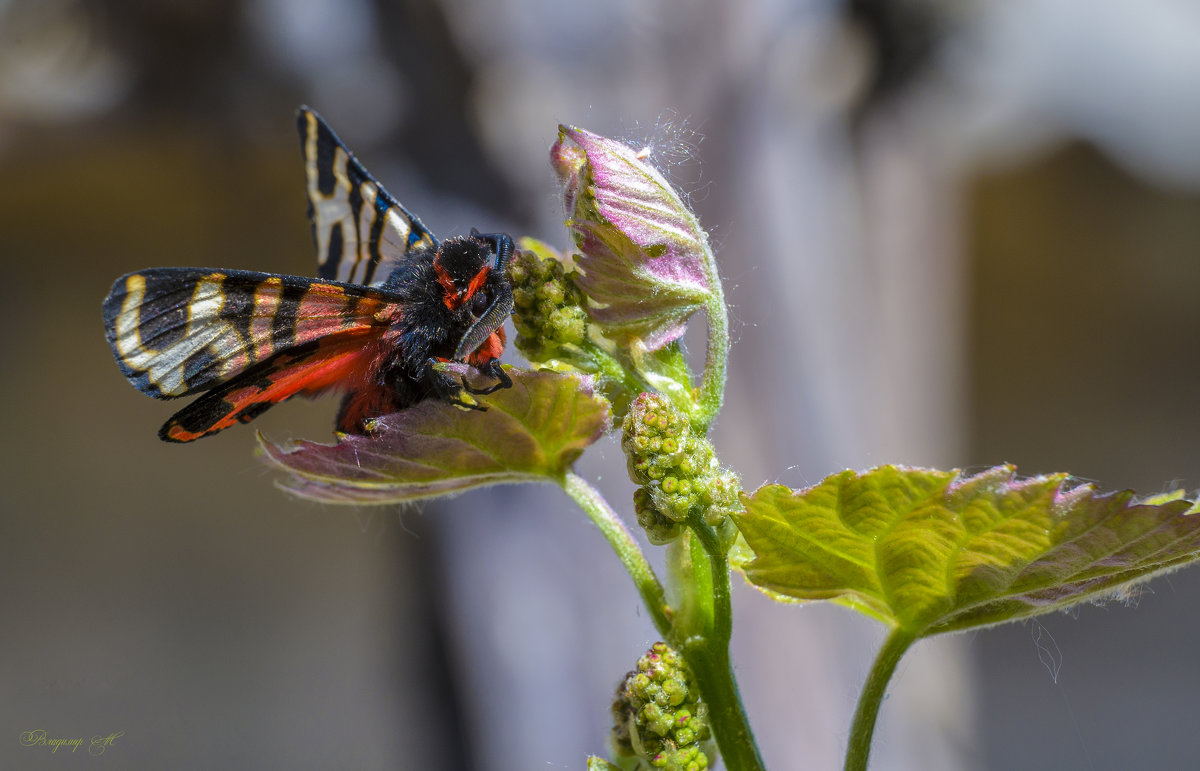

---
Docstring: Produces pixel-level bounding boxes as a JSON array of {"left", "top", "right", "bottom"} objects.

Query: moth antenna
[
  {"left": 453, "top": 285, "right": 514, "bottom": 360},
  {"left": 492, "top": 233, "right": 514, "bottom": 274},
  {"left": 471, "top": 230, "right": 514, "bottom": 274}
]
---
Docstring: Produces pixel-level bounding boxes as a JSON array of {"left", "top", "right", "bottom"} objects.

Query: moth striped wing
[
  {"left": 102, "top": 268, "right": 400, "bottom": 399},
  {"left": 298, "top": 106, "right": 438, "bottom": 286},
  {"left": 157, "top": 335, "right": 380, "bottom": 442}
]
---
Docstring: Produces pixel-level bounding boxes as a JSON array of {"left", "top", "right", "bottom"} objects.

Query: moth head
[{"left": 433, "top": 233, "right": 515, "bottom": 360}]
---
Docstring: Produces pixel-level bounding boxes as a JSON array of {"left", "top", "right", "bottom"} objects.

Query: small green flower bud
[
  {"left": 508, "top": 258, "right": 529, "bottom": 285},
  {"left": 548, "top": 307, "right": 587, "bottom": 345},
  {"left": 655, "top": 493, "right": 689, "bottom": 522},
  {"left": 634, "top": 487, "right": 683, "bottom": 544},
  {"left": 513, "top": 286, "right": 536, "bottom": 310},
  {"left": 662, "top": 678, "right": 687, "bottom": 707},
  {"left": 538, "top": 280, "right": 565, "bottom": 305},
  {"left": 652, "top": 743, "right": 709, "bottom": 771},
  {"left": 642, "top": 702, "right": 672, "bottom": 737}
]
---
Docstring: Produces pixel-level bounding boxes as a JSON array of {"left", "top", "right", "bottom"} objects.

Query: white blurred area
[
  {"left": 4, "top": 0, "right": 1200, "bottom": 768},
  {"left": 0, "top": 0, "right": 128, "bottom": 126}
]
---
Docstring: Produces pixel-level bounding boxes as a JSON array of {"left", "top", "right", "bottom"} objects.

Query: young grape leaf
[
  {"left": 259, "top": 368, "right": 609, "bottom": 504},
  {"left": 552, "top": 126, "right": 715, "bottom": 352},
  {"left": 734, "top": 465, "right": 1200, "bottom": 636}
]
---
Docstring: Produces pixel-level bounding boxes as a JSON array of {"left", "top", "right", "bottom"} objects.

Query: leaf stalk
[
  {"left": 845, "top": 626, "right": 918, "bottom": 771},
  {"left": 560, "top": 472, "right": 672, "bottom": 636}
]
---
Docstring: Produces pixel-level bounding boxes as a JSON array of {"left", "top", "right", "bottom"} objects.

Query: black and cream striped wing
[
  {"left": 298, "top": 107, "right": 439, "bottom": 286},
  {"left": 102, "top": 267, "right": 399, "bottom": 399}
]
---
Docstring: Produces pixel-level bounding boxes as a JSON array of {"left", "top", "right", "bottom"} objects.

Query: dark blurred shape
[
  {"left": 844, "top": 0, "right": 941, "bottom": 131},
  {"left": 969, "top": 140, "right": 1200, "bottom": 488},
  {"left": 373, "top": 0, "right": 525, "bottom": 223},
  {"left": 90, "top": 0, "right": 289, "bottom": 123}
]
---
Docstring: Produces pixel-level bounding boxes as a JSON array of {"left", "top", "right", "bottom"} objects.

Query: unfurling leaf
[
  {"left": 734, "top": 465, "right": 1200, "bottom": 636},
  {"left": 553, "top": 126, "right": 715, "bottom": 352},
  {"left": 260, "top": 368, "right": 609, "bottom": 504},
  {"left": 509, "top": 238, "right": 702, "bottom": 422}
]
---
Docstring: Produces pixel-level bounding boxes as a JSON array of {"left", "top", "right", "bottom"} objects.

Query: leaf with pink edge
[
  {"left": 733, "top": 465, "right": 1200, "bottom": 636},
  {"left": 552, "top": 126, "right": 715, "bottom": 352}
]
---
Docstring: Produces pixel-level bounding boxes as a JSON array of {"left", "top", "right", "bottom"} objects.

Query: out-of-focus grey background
[{"left": 4, "top": 1, "right": 1200, "bottom": 769}]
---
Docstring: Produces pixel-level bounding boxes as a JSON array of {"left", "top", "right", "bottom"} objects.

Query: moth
[{"left": 103, "top": 107, "right": 514, "bottom": 442}]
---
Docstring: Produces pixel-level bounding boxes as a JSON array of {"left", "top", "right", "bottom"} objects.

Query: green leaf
[
  {"left": 259, "top": 368, "right": 610, "bottom": 504},
  {"left": 733, "top": 465, "right": 1200, "bottom": 636}
]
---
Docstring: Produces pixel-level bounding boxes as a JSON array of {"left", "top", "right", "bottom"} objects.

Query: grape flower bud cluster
[
  {"left": 621, "top": 393, "right": 740, "bottom": 545},
  {"left": 611, "top": 642, "right": 712, "bottom": 771},
  {"left": 508, "top": 240, "right": 591, "bottom": 363}
]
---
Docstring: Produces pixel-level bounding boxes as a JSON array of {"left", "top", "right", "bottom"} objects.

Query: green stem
[
  {"left": 689, "top": 522, "right": 732, "bottom": 643},
  {"left": 844, "top": 626, "right": 918, "bottom": 771},
  {"left": 686, "top": 643, "right": 764, "bottom": 771},
  {"left": 582, "top": 339, "right": 645, "bottom": 396},
  {"left": 679, "top": 521, "right": 764, "bottom": 771},
  {"left": 560, "top": 472, "right": 672, "bottom": 637}
]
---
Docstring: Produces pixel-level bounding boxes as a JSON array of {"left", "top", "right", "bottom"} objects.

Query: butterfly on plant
[{"left": 102, "top": 107, "right": 514, "bottom": 443}]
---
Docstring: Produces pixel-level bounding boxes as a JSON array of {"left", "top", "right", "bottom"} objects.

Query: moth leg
[
  {"left": 426, "top": 358, "right": 487, "bottom": 411},
  {"left": 462, "top": 359, "right": 512, "bottom": 396}
]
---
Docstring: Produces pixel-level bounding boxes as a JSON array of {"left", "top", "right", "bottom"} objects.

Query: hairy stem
[
  {"left": 845, "top": 627, "right": 918, "bottom": 771},
  {"left": 696, "top": 270, "right": 729, "bottom": 430},
  {"left": 685, "top": 643, "right": 764, "bottom": 771},
  {"left": 560, "top": 472, "right": 672, "bottom": 636}
]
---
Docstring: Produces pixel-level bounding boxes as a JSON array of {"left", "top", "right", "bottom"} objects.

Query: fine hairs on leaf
[
  {"left": 1030, "top": 620, "right": 1062, "bottom": 684},
  {"left": 619, "top": 109, "right": 707, "bottom": 190}
]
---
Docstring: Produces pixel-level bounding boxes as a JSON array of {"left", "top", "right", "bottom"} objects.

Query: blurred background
[{"left": 3, "top": 0, "right": 1200, "bottom": 768}]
